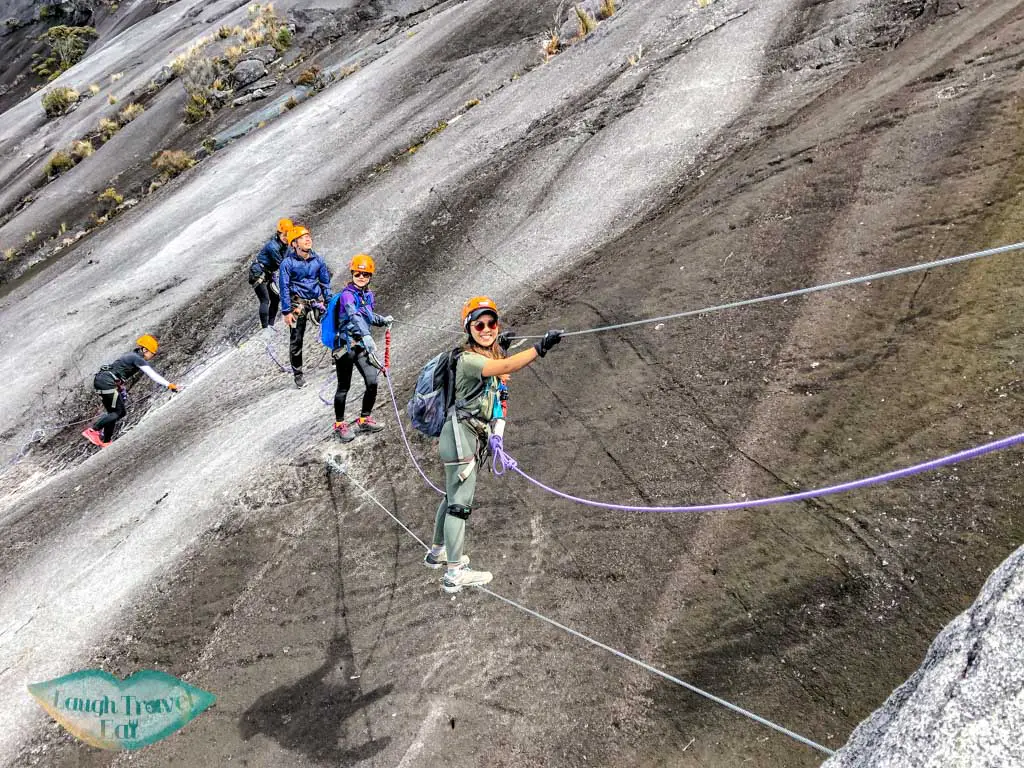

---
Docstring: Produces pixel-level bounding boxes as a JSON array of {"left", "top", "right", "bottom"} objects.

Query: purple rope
[
  {"left": 488, "top": 433, "right": 1024, "bottom": 513},
  {"left": 265, "top": 341, "right": 289, "bottom": 373},
  {"left": 382, "top": 372, "right": 445, "bottom": 495},
  {"left": 318, "top": 373, "right": 334, "bottom": 406}
]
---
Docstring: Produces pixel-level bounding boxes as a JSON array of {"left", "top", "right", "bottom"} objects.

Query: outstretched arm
[{"left": 480, "top": 331, "right": 562, "bottom": 377}]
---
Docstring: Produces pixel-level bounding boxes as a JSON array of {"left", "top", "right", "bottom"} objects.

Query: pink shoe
[
  {"left": 333, "top": 421, "right": 355, "bottom": 443},
  {"left": 82, "top": 428, "right": 111, "bottom": 448}
]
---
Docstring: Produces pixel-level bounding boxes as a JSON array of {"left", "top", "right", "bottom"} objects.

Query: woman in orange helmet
[
  {"left": 82, "top": 334, "right": 179, "bottom": 447},
  {"left": 324, "top": 253, "right": 393, "bottom": 442},
  {"left": 426, "top": 296, "right": 562, "bottom": 593}
]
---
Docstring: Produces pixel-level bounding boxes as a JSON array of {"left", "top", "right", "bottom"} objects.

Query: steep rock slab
[{"left": 825, "top": 545, "right": 1024, "bottom": 768}]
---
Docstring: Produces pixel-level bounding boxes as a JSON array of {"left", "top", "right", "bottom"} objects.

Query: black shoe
[{"left": 294, "top": 373, "right": 306, "bottom": 388}]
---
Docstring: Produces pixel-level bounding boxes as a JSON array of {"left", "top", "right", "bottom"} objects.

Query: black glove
[
  {"left": 533, "top": 330, "right": 562, "bottom": 358},
  {"left": 498, "top": 331, "right": 515, "bottom": 352}
]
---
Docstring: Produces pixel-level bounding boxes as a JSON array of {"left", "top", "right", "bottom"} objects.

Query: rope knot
[{"left": 489, "top": 434, "right": 517, "bottom": 475}]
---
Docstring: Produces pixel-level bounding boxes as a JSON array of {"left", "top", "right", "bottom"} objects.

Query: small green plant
[
  {"left": 118, "top": 102, "right": 144, "bottom": 124},
  {"left": 152, "top": 149, "right": 196, "bottom": 177},
  {"left": 107, "top": 93, "right": 117, "bottom": 104},
  {"left": 33, "top": 25, "right": 98, "bottom": 80},
  {"left": 25, "top": 231, "right": 38, "bottom": 243},
  {"left": 295, "top": 66, "right": 320, "bottom": 86},
  {"left": 41, "top": 87, "right": 78, "bottom": 117},
  {"left": 696, "top": 0, "right": 711, "bottom": 6},
  {"left": 3, "top": 247, "right": 16, "bottom": 262},
  {"left": 283, "top": 96, "right": 299, "bottom": 111},
  {"left": 59, "top": 222, "right": 67, "bottom": 234},
  {"left": 575, "top": 4, "right": 597, "bottom": 36},
  {"left": 598, "top": 0, "right": 616, "bottom": 18},
  {"left": 97, "top": 186, "right": 123, "bottom": 212},
  {"left": 217, "top": 25, "right": 234, "bottom": 39},
  {"left": 87, "top": 83, "right": 100, "bottom": 95},
  {"left": 627, "top": 43, "right": 643, "bottom": 66},
  {"left": 464, "top": 98, "right": 481, "bottom": 109},
  {"left": 110, "top": 71, "right": 123, "bottom": 82},
  {"left": 274, "top": 27, "right": 292, "bottom": 50},
  {"left": 98, "top": 117, "right": 120, "bottom": 141},
  {"left": 202, "top": 137, "right": 217, "bottom": 153},
  {"left": 183, "top": 91, "right": 210, "bottom": 124},
  {"left": 43, "top": 151, "right": 74, "bottom": 178},
  {"left": 69, "top": 139, "right": 94, "bottom": 161}
]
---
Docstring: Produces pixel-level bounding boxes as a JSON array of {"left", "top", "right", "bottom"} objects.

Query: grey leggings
[{"left": 432, "top": 418, "right": 481, "bottom": 564}]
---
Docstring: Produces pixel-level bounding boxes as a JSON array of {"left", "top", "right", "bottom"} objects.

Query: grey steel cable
[
  {"left": 477, "top": 585, "right": 835, "bottom": 756},
  {"left": 329, "top": 460, "right": 835, "bottom": 757},
  {"left": 517, "top": 241, "right": 1024, "bottom": 339}
]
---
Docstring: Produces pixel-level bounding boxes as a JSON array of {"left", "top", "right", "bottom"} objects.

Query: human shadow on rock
[{"left": 239, "top": 633, "right": 392, "bottom": 763}]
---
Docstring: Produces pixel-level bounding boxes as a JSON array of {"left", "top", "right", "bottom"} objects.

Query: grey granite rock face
[{"left": 825, "top": 545, "right": 1024, "bottom": 768}]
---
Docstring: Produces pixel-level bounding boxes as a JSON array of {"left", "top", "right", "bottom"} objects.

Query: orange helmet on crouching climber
[{"left": 135, "top": 334, "right": 158, "bottom": 355}]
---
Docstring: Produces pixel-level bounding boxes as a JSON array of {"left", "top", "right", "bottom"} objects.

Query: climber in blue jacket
[
  {"left": 322, "top": 253, "right": 392, "bottom": 442},
  {"left": 278, "top": 225, "right": 331, "bottom": 388}
]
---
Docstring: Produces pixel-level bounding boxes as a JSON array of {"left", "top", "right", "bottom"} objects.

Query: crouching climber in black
[
  {"left": 248, "top": 217, "right": 292, "bottom": 330},
  {"left": 279, "top": 224, "right": 332, "bottom": 389},
  {"left": 82, "top": 334, "right": 179, "bottom": 447}
]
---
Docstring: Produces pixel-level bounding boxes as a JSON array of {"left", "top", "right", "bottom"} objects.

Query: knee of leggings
[{"left": 447, "top": 504, "right": 471, "bottom": 520}]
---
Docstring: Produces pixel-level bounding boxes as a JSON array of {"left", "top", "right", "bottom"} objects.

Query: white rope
[{"left": 327, "top": 458, "right": 835, "bottom": 757}]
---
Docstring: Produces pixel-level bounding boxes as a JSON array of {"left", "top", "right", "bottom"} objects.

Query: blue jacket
[
  {"left": 256, "top": 236, "right": 288, "bottom": 274},
  {"left": 322, "top": 283, "right": 386, "bottom": 350},
  {"left": 278, "top": 250, "right": 331, "bottom": 314}
]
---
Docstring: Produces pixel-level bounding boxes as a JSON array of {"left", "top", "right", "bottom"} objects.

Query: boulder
[
  {"left": 824, "top": 545, "right": 1024, "bottom": 767},
  {"left": 231, "top": 59, "right": 267, "bottom": 88},
  {"left": 242, "top": 45, "right": 278, "bottom": 65},
  {"left": 232, "top": 89, "right": 266, "bottom": 107},
  {"left": 241, "top": 78, "right": 277, "bottom": 95}
]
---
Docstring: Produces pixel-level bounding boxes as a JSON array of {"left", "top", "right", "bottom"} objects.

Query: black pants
[
  {"left": 254, "top": 281, "right": 280, "bottom": 329},
  {"left": 334, "top": 347, "right": 379, "bottom": 421},
  {"left": 94, "top": 390, "right": 126, "bottom": 442},
  {"left": 288, "top": 312, "right": 309, "bottom": 375}
]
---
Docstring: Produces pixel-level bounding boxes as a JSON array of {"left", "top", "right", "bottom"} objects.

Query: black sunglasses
[
  {"left": 352, "top": 271, "right": 372, "bottom": 279},
  {"left": 471, "top": 318, "right": 499, "bottom": 332}
]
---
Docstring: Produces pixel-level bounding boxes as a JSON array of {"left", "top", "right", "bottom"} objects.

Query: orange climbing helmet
[
  {"left": 287, "top": 225, "right": 310, "bottom": 245},
  {"left": 349, "top": 253, "right": 375, "bottom": 274},
  {"left": 136, "top": 334, "right": 159, "bottom": 354},
  {"left": 461, "top": 296, "right": 499, "bottom": 329},
  {"left": 277, "top": 218, "right": 294, "bottom": 234}
]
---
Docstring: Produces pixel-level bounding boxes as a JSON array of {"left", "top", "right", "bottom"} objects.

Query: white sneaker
[
  {"left": 441, "top": 565, "right": 492, "bottom": 594},
  {"left": 423, "top": 549, "right": 470, "bottom": 569}
]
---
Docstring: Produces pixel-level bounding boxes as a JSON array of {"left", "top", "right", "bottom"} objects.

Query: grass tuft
[
  {"left": 41, "top": 87, "right": 79, "bottom": 117},
  {"left": 118, "top": 102, "right": 144, "bottom": 124},
  {"left": 70, "top": 139, "right": 94, "bottom": 161},
  {"left": 43, "top": 151, "right": 74, "bottom": 178},
  {"left": 98, "top": 117, "right": 120, "bottom": 141},
  {"left": 152, "top": 149, "right": 196, "bottom": 177},
  {"left": 97, "top": 187, "right": 123, "bottom": 212},
  {"left": 575, "top": 4, "right": 598, "bottom": 37}
]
